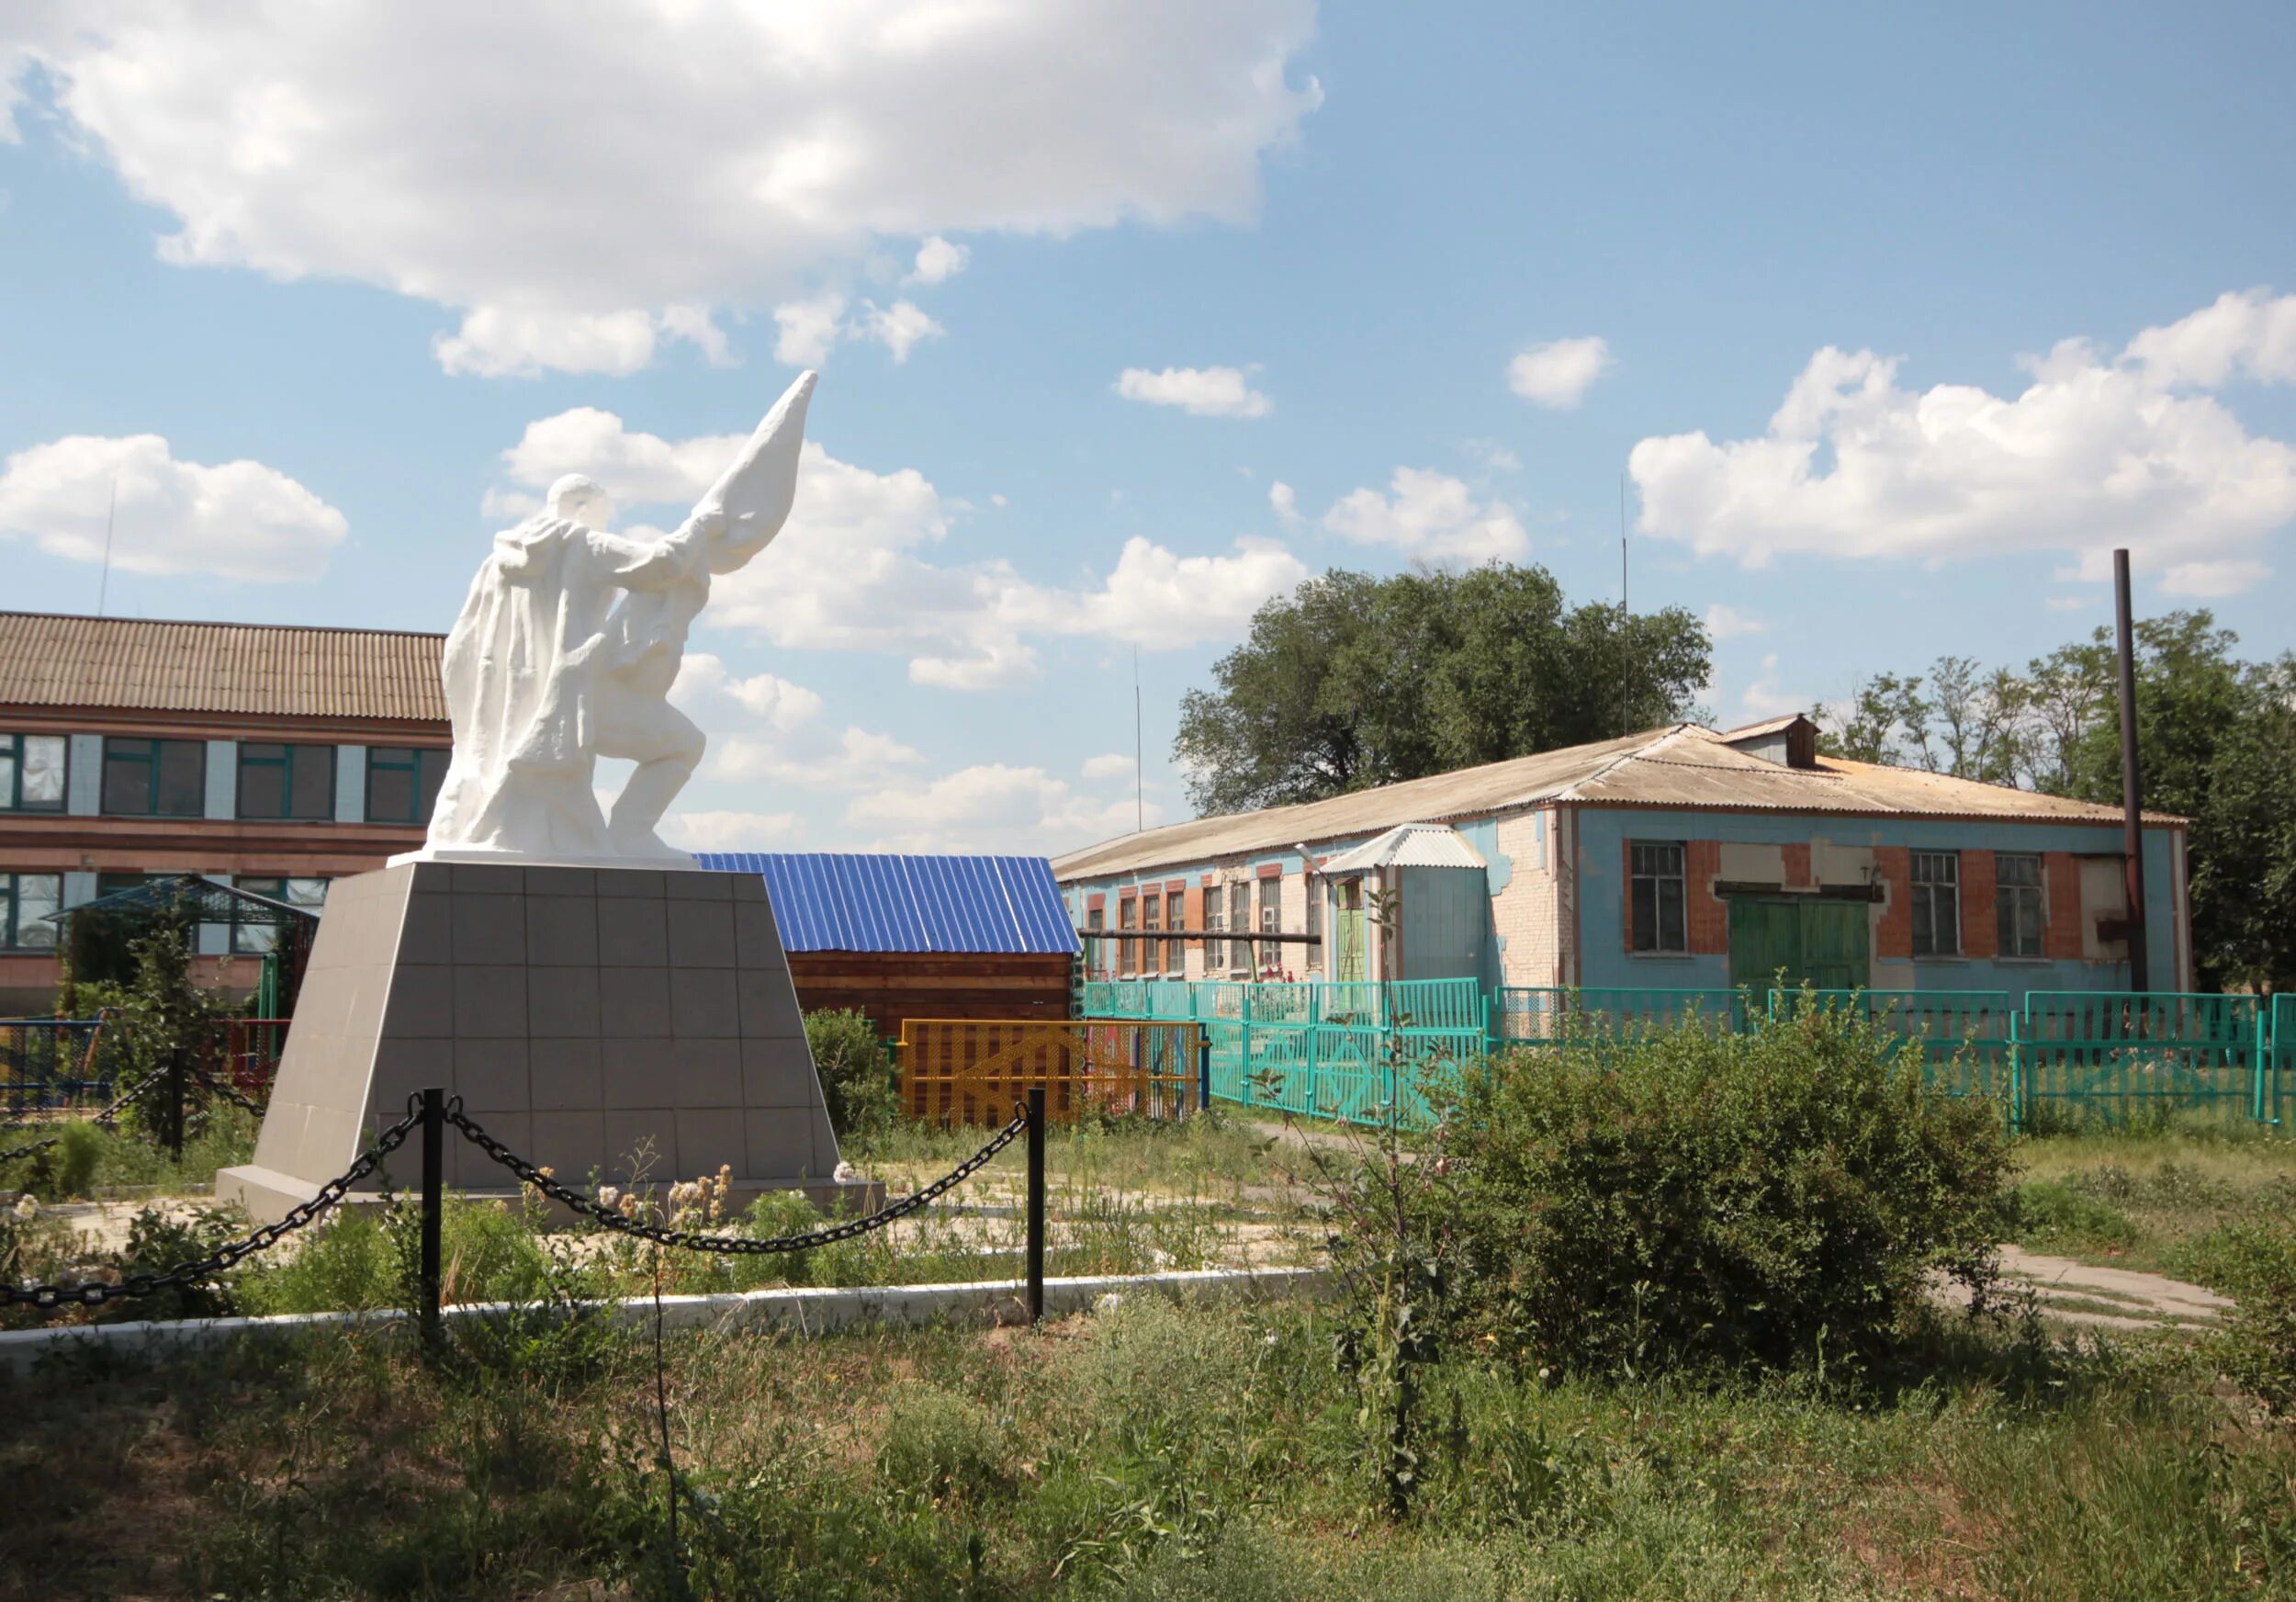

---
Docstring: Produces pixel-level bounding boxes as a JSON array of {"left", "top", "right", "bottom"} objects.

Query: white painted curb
[{"left": 0, "top": 1266, "right": 1332, "bottom": 1377}]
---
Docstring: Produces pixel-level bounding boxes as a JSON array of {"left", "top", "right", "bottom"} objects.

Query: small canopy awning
[
  {"left": 45, "top": 873, "right": 319, "bottom": 930},
  {"left": 1319, "top": 822, "right": 1487, "bottom": 875}
]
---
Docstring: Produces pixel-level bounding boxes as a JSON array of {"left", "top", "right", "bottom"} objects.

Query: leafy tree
[
  {"left": 1821, "top": 612, "right": 2296, "bottom": 991},
  {"left": 1175, "top": 565, "right": 1709, "bottom": 815}
]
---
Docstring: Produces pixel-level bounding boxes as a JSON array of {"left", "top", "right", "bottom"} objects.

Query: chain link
[
  {"left": 2, "top": 1104, "right": 423, "bottom": 1310},
  {"left": 447, "top": 1100, "right": 1029, "bottom": 1257},
  {"left": 0, "top": 1134, "right": 62, "bottom": 1165}
]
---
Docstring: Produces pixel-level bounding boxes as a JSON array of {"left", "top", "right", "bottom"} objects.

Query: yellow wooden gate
[{"left": 898, "top": 1019, "right": 1202, "bottom": 1125}]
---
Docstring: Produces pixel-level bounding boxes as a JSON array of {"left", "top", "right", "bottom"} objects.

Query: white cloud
[
  {"left": 1704, "top": 604, "right": 1765, "bottom": 640},
  {"left": 2122, "top": 288, "right": 2296, "bottom": 389},
  {"left": 2044, "top": 595, "right": 2091, "bottom": 613},
  {"left": 1268, "top": 480, "right": 1300, "bottom": 521},
  {"left": 433, "top": 306, "right": 730, "bottom": 378},
  {"left": 772, "top": 293, "right": 848, "bottom": 367},
  {"left": 1629, "top": 294, "right": 2296, "bottom": 589},
  {"left": 712, "top": 725, "right": 927, "bottom": 791},
  {"left": 856, "top": 299, "right": 943, "bottom": 364},
  {"left": 906, "top": 235, "right": 970, "bottom": 286},
  {"left": 658, "top": 809, "right": 804, "bottom": 852},
  {"left": 1507, "top": 335, "right": 1612, "bottom": 410},
  {"left": 0, "top": 432, "right": 345, "bottom": 581},
  {"left": 669, "top": 653, "right": 824, "bottom": 735},
  {"left": 1462, "top": 439, "right": 1523, "bottom": 472},
  {"left": 1321, "top": 467, "right": 1528, "bottom": 562},
  {"left": 1738, "top": 654, "right": 1806, "bottom": 721},
  {"left": 1116, "top": 366, "right": 1272, "bottom": 419},
  {"left": 6, "top": 2, "right": 1320, "bottom": 375},
  {"left": 495, "top": 410, "right": 1303, "bottom": 686},
  {"left": 2159, "top": 558, "right": 2273, "bottom": 598},
  {"left": 1082, "top": 752, "right": 1135, "bottom": 781},
  {"left": 847, "top": 762, "right": 1160, "bottom": 853}
]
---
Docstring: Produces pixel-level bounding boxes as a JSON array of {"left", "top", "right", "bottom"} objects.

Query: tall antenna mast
[
  {"left": 96, "top": 475, "right": 118, "bottom": 617},
  {"left": 1133, "top": 647, "right": 1144, "bottom": 833}
]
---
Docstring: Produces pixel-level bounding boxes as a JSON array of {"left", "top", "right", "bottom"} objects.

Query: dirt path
[{"left": 1989, "top": 1244, "right": 2232, "bottom": 1331}]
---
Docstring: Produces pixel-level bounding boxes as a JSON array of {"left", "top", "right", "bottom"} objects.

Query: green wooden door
[
  {"left": 1727, "top": 897, "right": 1870, "bottom": 993},
  {"left": 1798, "top": 900, "right": 1869, "bottom": 991},
  {"left": 1728, "top": 897, "right": 1801, "bottom": 992}
]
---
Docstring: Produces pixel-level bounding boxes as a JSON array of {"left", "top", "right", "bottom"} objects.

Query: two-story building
[
  {"left": 1052, "top": 716, "right": 2189, "bottom": 999},
  {"left": 0, "top": 612, "right": 450, "bottom": 1012}
]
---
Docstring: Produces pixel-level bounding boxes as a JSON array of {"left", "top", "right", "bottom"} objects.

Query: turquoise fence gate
[
  {"left": 1493, "top": 987, "right": 1746, "bottom": 1044},
  {"left": 1768, "top": 988, "right": 2016, "bottom": 1101}
]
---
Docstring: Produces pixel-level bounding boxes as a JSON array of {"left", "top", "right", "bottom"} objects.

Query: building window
[
  {"left": 231, "top": 876, "right": 329, "bottom": 953},
  {"left": 1117, "top": 894, "right": 1138, "bottom": 976},
  {"left": 1629, "top": 842, "right": 1687, "bottom": 953},
  {"left": 1204, "top": 892, "right": 1225, "bottom": 973},
  {"left": 0, "top": 734, "right": 67, "bottom": 812},
  {"left": 1165, "top": 890, "right": 1185, "bottom": 976},
  {"left": 1227, "top": 881, "right": 1250, "bottom": 975},
  {"left": 367, "top": 746, "right": 449, "bottom": 826},
  {"left": 1086, "top": 906, "right": 1106, "bottom": 978},
  {"left": 102, "top": 738, "right": 205, "bottom": 817},
  {"left": 1142, "top": 891, "right": 1163, "bottom": 976},
  {"left": 1996, "top": 852, "right": 2044, "bottom": 959},
  {"left": 1, "top": 872, "right": 62, "bottom": 950},
  {"left": 238, "top": 742, "right": 335, "bottom": 820},
  {"left": 1256, "top": 878, "right": 1280, "bottom": 975},
  {"left": 1910, "top": 851, "right": 1961, "bottom": 957}
]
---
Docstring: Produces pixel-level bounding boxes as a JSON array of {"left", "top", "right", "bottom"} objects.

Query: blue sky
[{"left": 4, "top": 2, "right": 2292, "bottom": 854}]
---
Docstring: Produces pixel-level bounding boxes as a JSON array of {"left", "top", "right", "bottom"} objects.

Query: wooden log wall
[{"left": 785, "top": 952, "right": 1075, "bottom": 1041}]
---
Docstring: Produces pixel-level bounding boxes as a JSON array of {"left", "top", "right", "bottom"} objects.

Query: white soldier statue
[{"left": 415, "top": 371, "right": 816, "bottom": 863}]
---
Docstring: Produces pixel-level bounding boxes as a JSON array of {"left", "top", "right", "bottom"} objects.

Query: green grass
[
  {"left": 2009, "top": 1123, "right": 2296, "bottom": 1282},
  {"left": 0, "top": 1103, "right": 258, "bottom": 1201},
  {"left": 2, "top": 1295, "right": 2291, "bottom": 1600}
]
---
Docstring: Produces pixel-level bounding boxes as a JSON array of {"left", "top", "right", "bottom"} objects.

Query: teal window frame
[
  {"left": 237, "top": 742, "right": 335, "bottom": 820},
  {"left": 230, "top": 875, "right": 329, "bottom": 954},
  {"left": 0, "top": 733, "right": 68, "bottom": 812},
  {"left": 101, "top": 738, "right": 206, "bottom": 817},
  {"left": 366, "top": 746, "right": 449, "bottom": 826},
  {"left": 1, "top": 871, "right": 62, "bottom": 950}
]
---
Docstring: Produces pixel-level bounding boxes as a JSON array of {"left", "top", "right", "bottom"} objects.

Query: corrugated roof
[
  {"left": 1719, "top": 712, "right": 1808, "bottom": 739},
  {"left": 0, "top": 612, "right": 447, "bottom": 722},
  {"left": 693, "top": 852, "right": 1078, "bottom": 954},
  {"left": 1052, "top": 724, "right": 2178, "bottom": 881},
  {"left": 1321, "top": 822, "right": 1488, "bottom": 874}
]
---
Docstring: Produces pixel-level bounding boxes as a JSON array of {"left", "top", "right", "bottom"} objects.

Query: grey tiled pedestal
[{"left": 217, "top": 862, "right": 865, "bottom": 1223}]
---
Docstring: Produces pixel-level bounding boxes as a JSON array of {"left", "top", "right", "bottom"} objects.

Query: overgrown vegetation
[
  {"left": 1408, "top": 1006, "right": 2015, "bottom": 1377},
  {"left": 5, "top": 1295, "right": 2292, "bottom": 1601},
  {"left": 805, "top": 1006, "right": 898, "bottom": 1143}
]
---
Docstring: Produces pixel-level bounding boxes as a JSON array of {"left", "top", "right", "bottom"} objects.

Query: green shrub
[
  {"left": 1424, "top": 1006, "right": 2016, "bottom": 1376},
  {"left": 2197, "top": 1216, "right": 2296, "bottom": 1416},
  {"left": 806, "top": 1007, "right": 896, "bottom": 1143}
]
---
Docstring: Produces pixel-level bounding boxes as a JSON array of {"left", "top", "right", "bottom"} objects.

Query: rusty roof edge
[{"left": 0, "top": 610, "right": 447, "bottom": 641}]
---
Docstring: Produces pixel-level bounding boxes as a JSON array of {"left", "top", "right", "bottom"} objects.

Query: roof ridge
[{"left": 0, "top": 610, "right": 447, "bottom": 641}]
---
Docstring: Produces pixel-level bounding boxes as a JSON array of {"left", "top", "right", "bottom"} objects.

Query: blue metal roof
[{"left": 692, "top": 852, "right": 1078, "bottom": 955}]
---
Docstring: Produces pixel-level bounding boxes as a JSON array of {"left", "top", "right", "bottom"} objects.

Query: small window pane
[
  {"left": 241, "top": 762, "right": 286, "bottom": 818},
  {"left": 8, "top": 874, "right": 61, "bottom": 949},
  {"left": 289, "top": 749, "right": 333, "bottom": 818},
  {"left": 0, "top": 748, "right": 13, "bottom": 806},
  {"left": 417, "top": 750, "right": 448, "bottom": 820},
  {"left": 368, "top": 765, "right": 414, "bottom": 822},
  {"left": 155, "top": 741, "right": 205, "bottom": 816},
  {"left": 103, "top": 741, "right": 150, "bottom": 813},
  {"left": 20, "top": 737, "right": 65, "bottom": 807},
  {"left": 1631, "top": 877, "right": 1658, "bottom": 953},
  {"left": 1658, "top": 877, "right": 1686, "bottom": 952}
]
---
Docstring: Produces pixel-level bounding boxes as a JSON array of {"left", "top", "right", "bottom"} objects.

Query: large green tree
[
  {"left": 1819, "top": 613, "right": 2296, "bottom": 991},
  {"left": 1174, "top": 565, "right": 1709, "bottom": 816}
]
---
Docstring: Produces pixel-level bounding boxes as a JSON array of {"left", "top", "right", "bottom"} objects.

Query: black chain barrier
[
  {"left": 1, "top": 1104, "right": 423, "bottom": 1310},
  {"left": 447, "top": 1100, "right": 1028, "bottom": 1257},
  {"left": 0, "top": 1134, "right": 62, "bottom": 1165}
]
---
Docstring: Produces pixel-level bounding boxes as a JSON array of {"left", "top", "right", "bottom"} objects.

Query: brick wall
[
  {"left": 1874, "top": 846, "right": 1911, "bottom": 959},
  {"left": 2043, "top": 851, "right": 2083, "bottom": 961},
  {"left": 1958, "top": 850, "right": 1998, "bottom": 959},
  {"left": 1686, "top": 839, "right": 1728, "bottom": 955},
  {"left": 1781, "top": 842, "right": 1811, "bottom": 889},
  {"left": 1491, "top": 808, "right": 1559, "bottom": 986}
]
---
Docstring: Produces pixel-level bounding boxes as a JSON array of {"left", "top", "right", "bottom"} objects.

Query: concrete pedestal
[{"left": 218, "top": 862, "right": 868, "bottom": 1223}]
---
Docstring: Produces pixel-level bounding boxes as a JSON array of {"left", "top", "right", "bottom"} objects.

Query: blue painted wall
[{"left": 1570, "top": 808, "right": 2181, "bottom": 1000}]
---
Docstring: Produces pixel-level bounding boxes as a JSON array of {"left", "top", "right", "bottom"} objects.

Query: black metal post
[
  {"left": 420, "top": 1087, "right": 444, "bottom": 1347},
  {"left": 2112, "top": 549, "right": 2151, "bottom": 993},
  {"left": 1025, "top": 1087, "right": 1045, "bottom": 1325},
  {"left": 166, "top": 1046, "right": 186, "bottom": 1161}
]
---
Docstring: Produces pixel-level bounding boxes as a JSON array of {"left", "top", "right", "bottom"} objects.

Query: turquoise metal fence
[
  {"left": 1077, "top": 978, "right": 2291, "bottom": 1133},
  {"left": 1076, "top": 978, "right": 1484, "bottom": 1127},
  {"left": 1494, "top": 986, "right": 1747, "bottom": 1043},
  {"left": 2013, "top": 991, "right": 2264, "bottom": 1125},
  {"left": 1768, "top": 988, "right": 2016, "bottom": 1100}
]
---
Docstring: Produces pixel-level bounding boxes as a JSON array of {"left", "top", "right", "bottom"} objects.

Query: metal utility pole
[{"left": 2112, "top": 549, "right": 2150, "bottom": 993}]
